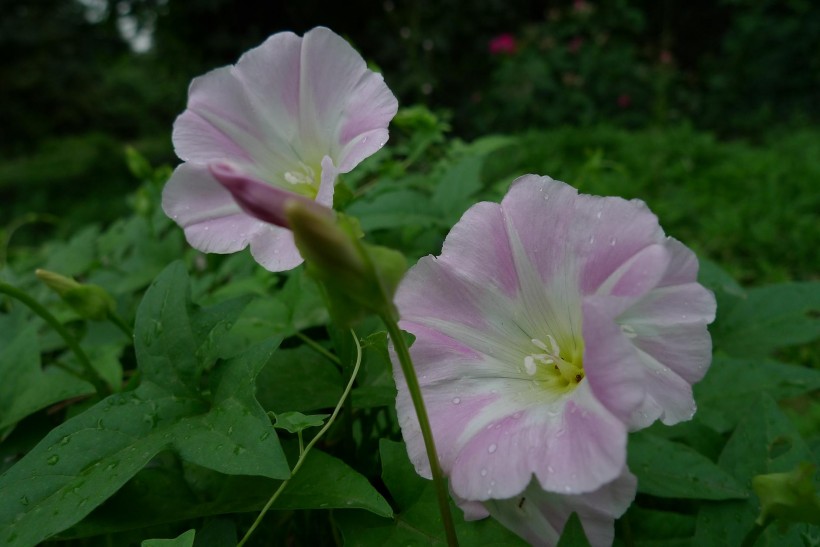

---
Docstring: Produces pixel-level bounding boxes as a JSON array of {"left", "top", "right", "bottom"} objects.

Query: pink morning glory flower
[
  {"left": 162, "top": 27, "right": 398, "bottom": 271},
  {"left": 393, "top": 175, "right": 716, "bottom": 544}
]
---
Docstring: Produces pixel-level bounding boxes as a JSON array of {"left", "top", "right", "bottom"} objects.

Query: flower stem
[
  {"left": 382, "top": 315, "right": 459, "bottom": 547},
  {"left": 740, "top": 520, "right": 770, "bottom": 547},
  {"left": 295, "top": 330, "right": 341, "bottom": 366},
  {"left": 237, "top": 329, "right": 362, "bottom": 547},
  {"left": 0, "top": 281, "right": 109, "bottom": 396},
  {"left": 108, "top": 311, "right": 134, "bottom": 340}
]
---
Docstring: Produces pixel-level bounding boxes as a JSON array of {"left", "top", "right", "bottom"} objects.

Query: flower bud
[
  {"left": 285, "top": 201, "right": 406, "bottom": 324},
  {"left": 36, "top": 269, "right": 115, "bottom": 321},
  {"left": 752, "top": 462, "right": 820, "bottom": 526}
]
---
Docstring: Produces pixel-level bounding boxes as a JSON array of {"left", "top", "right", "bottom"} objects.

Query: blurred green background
[{"left": 1, "top": 0, "right": 818, "bottom": 285}]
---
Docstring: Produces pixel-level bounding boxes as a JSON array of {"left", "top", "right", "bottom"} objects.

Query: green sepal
[
  {"left": 36, "top": 269, "right": 115, "bottom": 321},
  {"left": 752, "top": 462, "right": 820, "bottom": 526}
]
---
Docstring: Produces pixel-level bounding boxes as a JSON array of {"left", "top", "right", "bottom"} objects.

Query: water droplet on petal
[
  {"left": 481, "top": 468, "right": 488, "bottom": 477},
  {"left": 488, "top": 444, "right": 497, "bottom": 454},
  {"left": 547, "top": 465, "right": 555, "bottom": 473},
  {"left": 452, "top": 397, "right": 461, "bottom": 405}
]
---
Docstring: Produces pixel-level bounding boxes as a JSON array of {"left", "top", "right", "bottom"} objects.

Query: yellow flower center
[
  {"left": 523, "top": 334, "right": 585, "bottom": 393},
  {"left": 282, "top": 161, "right": 322, "bottom": 199}
]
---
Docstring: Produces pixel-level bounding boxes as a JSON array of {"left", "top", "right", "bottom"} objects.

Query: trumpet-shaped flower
[
  {"left": 162, "top": 27, "right": 398, "bottom": 271},
  {"left": 393, "top": 175, "right": 715, "bottom": 545}
]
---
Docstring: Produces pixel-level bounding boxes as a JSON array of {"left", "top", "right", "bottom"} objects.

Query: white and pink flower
[
  {"left": 393, "top": 175, "right": 716, "bottom": 545},
  {"left": 162, "top": 27, "right": 398, "bottom": 271}
]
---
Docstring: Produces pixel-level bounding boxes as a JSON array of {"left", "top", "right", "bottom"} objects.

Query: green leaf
[
  {"left": 141, "top": 529, "right": 196, "bottom": 547},
  {"left": 628, "top": 432, "right": 747, "bottom": 499},
  {"left": 697, "top": 257, "right": 745, "bottom": 299},
  {"left": 694, "top": 356, "right": 820, "bottom": 433},
  {"left": 273, "top": 411, "right": 328, "bottom": 434},
  {"left": 172, "top": 340, "right": 289, "bottom": 479},
  {"left": 255, "top": 346, "right": 343, "bottom": 414},
  {"left": 124, "top": 146, "right": 153, "bottom": 181},
  {"left": 712, "top": 281, "right": 820, "bottom": 356},
  {"left": 622, "top": 506, "right": 696, "bottom": 542},
  {"left": 336, "top": 439, "right": 526, "bottom": 546},
  {"left": 432, "top": 154, "right": 484, "bottom": 223},
  {"left": 347, "top": 189, "right": 442, "bottom": 232},
  {"left": 694, "top": 395, "right": 819, "bottom": 546},
  {"left": 556, "top": 513, "right": 592, "bottom": 547},
  {"left": 61, "top": 446, "right": 391, "bottom": 538},
  {"left": 0, "top": 325, "right": 93, "bottom": 431},
  {"left": 275, "top": 448, "right": 392, "bottom": 516},
  {"left": 0, "top": 262, "right": 288, "bottom": 546}
]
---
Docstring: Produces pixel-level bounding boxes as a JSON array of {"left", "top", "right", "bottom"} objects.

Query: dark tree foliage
[{"left": 0, "top": 0, "right": 127, "bottom": 155}]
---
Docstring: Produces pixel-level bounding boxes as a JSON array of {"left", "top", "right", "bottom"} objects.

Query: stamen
[
  {"left": 525, "top": 334, "right": 585, "bottom": 387},
  {"left": 283, "top": 162, "right": 317, "bottom": 186},
  {"left": 524, "top": 356, "right": 537, "bottom": 375},
  {"left": 620, "top": 324, "right": 637, "bottom": 339}
]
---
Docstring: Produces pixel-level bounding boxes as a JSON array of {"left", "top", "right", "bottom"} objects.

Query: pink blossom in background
[
  {"left": 617, "top": 94, "right": 632, "bottom": 108},
  {"left": 392, "top": 175, "right": 715, "bottom": 545},
  {"left": 162, "top": 27, "right": 398, "bottom": 271},
  {"left": 489, "top": 33, "right": 518, "bottom": 55},
  {"left": 568, "top": 36, "right": 585, "bottom": 53},
  {"left": 572, "top": 0, "right": 593, "bottom": 15}
]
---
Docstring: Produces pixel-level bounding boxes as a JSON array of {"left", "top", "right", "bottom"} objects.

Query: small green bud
[
  {"left": 285, "top": 202, "right": 407, "bottom": 325},
  {"left": 36, "top": 269, "right": 116, "bottom": 321},
  {"left": 752, "top": 462, "right": 820, "bottom": 526}
]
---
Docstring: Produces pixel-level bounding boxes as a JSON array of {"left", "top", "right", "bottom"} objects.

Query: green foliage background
[{"left": 0, "top": 1, "right": 818, "bottom": 545}]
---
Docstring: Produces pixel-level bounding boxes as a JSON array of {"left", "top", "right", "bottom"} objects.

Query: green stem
[
  {"left": 382, "top": 315, "right": 459, "bottom": 547},
  {"left": 237, "top": 329, "right": 362, "bottom": 547},
  {"left": 740, "top": 520, "right": 770, "bottom": 547},
  {"left": 0, "top": 281, "right": 109, "bottom": 396},
  {"left": 108, "top": 311, "right": 134, "bottom": 340},
  {"left": 295, "top": 331, "right": 341, "bottom": 366}
]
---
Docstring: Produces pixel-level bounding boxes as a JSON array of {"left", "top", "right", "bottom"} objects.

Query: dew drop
[
  {"left": 547, "top": 466, "right": 555, "bottom": 473},
  {"left": 59, "top": 436, "right": 71, "bottom": 446},
  {"left": 480, "top": 468, "right": 488, "bottom": 477},
  {"left": 47, "top": 455, "right": 59, "bottom": 466},
  {"left": 610, "top": 237, "right": 616, "bottom": 246},
  {"left": 596, "top": 211, "right": 602, "bottom": 219},
  {"left": 452, "top": 397, "right": 461, "bottom": 405},
  {"left": 513, "top": 412, "right": 522, "bottom": 419},
  {"left": 19, "top": 496, "right": 28, "bottom": 506},
  {"left": 488, "top": 444, "right": 497, "bottom": 454}
]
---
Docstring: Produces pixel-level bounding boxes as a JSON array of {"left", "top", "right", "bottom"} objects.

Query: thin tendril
[{"left": 237, "top": 329, "right": 362, "bottom": 547}]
